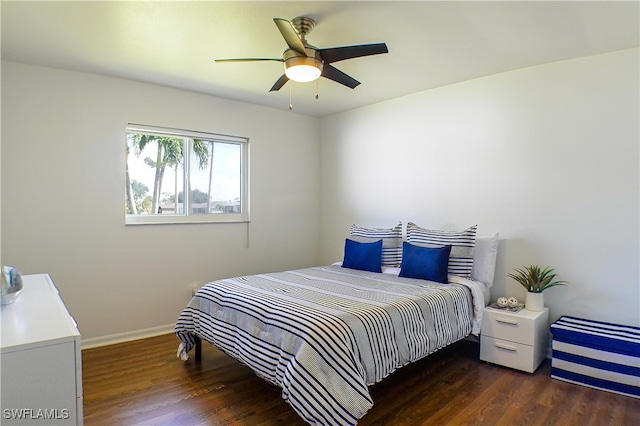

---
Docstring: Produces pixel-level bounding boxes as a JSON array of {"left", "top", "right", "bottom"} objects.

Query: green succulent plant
[{"left": 507, "top": 265, "right": 568, "bottom": 293}]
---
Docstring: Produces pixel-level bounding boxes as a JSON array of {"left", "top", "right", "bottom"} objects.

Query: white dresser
[
  {"left": 480, "top": 306, "right": 549, "bottom": 373},
  {"left": 1, "top": 274, "right": 83, "bottom": 425}
]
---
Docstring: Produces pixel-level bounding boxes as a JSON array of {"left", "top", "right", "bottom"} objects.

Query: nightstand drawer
[
  {"left": 482, "top": 309, "right": 538, "bottom": 345},
  {"left": 480, "top": 336, "right": 540, "bottom": 373}
]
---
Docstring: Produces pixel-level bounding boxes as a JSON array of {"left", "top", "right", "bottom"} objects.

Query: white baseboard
[{"left": 81, "top": 324, "right": 175, "bottom": 350}]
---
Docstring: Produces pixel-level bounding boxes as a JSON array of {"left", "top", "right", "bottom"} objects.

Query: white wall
[
  {"left": 1, "top": 62, "right": 321, "bottom": 341},
  {"left": 3, "top": 48, "right": 638, "bottom": 343},
  {"left": 319, "top": 49, "right": 640, "bottom": 327}
]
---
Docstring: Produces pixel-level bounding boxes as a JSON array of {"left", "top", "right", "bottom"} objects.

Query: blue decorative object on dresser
[
  {"left": 550, "top": 316, "right": 640, "bottom": 399},
  {"left": 1, "top": 265, "right": 23, "bottom": 305}
]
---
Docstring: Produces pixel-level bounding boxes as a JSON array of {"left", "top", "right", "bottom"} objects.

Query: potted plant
[{"left": 507, "top": 265, "right": 568, "bottom": 311}]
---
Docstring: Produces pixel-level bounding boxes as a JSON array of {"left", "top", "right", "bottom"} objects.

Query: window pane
[
  {"left": 189, "top": 141, "right": 241, "bottom": 215},
  {"left": 126, "top": 133, "right": 185, "bottom": 215}
]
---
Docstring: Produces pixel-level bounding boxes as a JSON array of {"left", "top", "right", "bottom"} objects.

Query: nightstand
[{"left": 480, "top": 306, "right": 549, "bottom": 373}]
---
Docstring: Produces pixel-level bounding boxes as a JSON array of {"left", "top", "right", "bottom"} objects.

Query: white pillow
[{"left": 470, "top": 233, "right": 499, "bottom": 287}]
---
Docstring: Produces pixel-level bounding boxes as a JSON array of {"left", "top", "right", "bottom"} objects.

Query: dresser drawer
[
  {"left": 482, "top": 308, "right": 540, "bottom": 345},
  {"left": 480, "top": 336, "right": 541, "bottom": 373}
]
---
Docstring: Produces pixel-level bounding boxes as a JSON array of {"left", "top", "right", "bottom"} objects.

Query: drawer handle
[
  {"left": 496, "top": 318, "right": 518, "bottom": 325},
  {"left": 495, "top": 343, "right": 517, "bottom": 352}
]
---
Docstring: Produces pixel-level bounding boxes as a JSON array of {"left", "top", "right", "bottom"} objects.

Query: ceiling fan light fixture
[{"left": 284, "top": 55, "right": 323, "bottom": 82}]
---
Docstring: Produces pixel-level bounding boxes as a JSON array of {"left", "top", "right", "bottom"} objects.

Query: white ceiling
[{"left": 2, "top": 1, "right": 638, "bottom": 117}]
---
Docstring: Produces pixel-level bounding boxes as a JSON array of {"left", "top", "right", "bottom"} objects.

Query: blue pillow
[
  {"left": 342, "top": 239, "right": 383, "bottom": 273},
  {"left": 399, "top": 242, "right": 451, "bottom": 283}
]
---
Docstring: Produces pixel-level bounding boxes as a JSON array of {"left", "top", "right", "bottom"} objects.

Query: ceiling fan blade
[
  {"left": 321, "top": 64, "right": 360, "bottom": 89},
  {"left": 273, "top": 18, "right": 307, "bottom": 56},
  {"left": 215, "top": 58, "right": 283, "bottom": 63},
  {"left": 269, "top": 74, "right": 289, "bottom": 92},
  {"left": 319, "top": 43, "right": 388, "bottom": 64}
]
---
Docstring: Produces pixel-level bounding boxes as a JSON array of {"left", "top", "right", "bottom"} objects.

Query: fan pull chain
[
  {"left": 289, "top": 84, "right": 293, "bottom": 110},
  {"left": 315, "top": 79, "right": 319, "bottom": 100}
]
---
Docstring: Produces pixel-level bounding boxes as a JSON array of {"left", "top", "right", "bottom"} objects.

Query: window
[{"left": 125, "top": 124, "right": 249, "bottom": 225}]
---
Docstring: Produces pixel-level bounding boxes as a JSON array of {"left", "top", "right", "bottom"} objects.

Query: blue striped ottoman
[{"left": 550, "top": 316, "right": 640, "bottom": 399}]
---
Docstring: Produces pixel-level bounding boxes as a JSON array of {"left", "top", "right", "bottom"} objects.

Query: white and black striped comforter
[{"left": 175, "top": 265, "right": 483, "bottom": 425}]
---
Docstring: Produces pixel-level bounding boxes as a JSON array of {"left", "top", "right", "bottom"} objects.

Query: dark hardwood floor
[{"left": 82, "top": 333, "right": 640, "bottom": 425}]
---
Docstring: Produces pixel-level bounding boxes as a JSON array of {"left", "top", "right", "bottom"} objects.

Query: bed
[{"left": 175, "top": 224, "right": 498, "bottom": 425}]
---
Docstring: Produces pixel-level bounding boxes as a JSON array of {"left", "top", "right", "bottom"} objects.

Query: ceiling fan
[{"left": 215, "top": 17, "right": 388, "bottom": 92}]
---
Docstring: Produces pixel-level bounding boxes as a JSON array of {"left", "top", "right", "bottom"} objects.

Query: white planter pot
[{"left": 525, "top": 291, "right": 545, "bottom": 311}]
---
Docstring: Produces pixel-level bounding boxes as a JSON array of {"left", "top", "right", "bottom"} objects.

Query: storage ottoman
[{"left": 550, "top": 316, "right": 639, "bottom": 399}]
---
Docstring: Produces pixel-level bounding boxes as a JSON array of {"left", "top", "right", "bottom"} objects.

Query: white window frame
[{"left": 125, "top": 124, "right": 249, "bottom": 225}]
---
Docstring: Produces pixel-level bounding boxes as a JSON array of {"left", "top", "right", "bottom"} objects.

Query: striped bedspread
[{"left": 175, "top": 265, "right": 481, "bottom": 425}]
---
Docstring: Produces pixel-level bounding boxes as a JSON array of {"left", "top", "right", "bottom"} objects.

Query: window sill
[{"left": 125, "top": 214, "right": 249, "bottom": 225}]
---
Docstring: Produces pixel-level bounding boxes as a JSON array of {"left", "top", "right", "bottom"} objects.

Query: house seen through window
[{"left": 125, "top": 124, "right": 249, "bottom": 225}]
